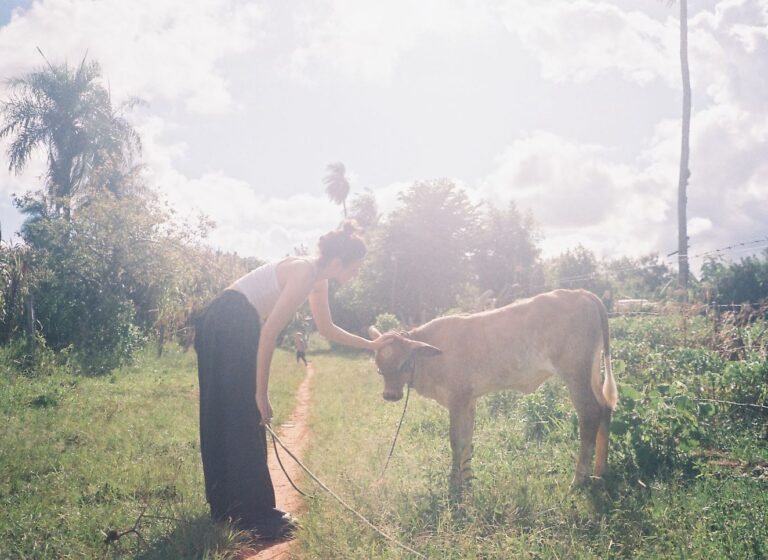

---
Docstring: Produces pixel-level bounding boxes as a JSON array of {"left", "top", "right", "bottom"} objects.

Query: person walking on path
[
  {"left": 193, "top": 221, "right": 394, "bottom": 541},
  {"left": 293, "top": 331, "right": 308, "bottom": 367}
]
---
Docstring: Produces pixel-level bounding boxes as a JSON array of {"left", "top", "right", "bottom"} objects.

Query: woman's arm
[
  {"left": 255, "top": 263, "right": 316, "bottom": 423},
  {"left": 308, "top": 280, "right": 381, "bottom": 350}
]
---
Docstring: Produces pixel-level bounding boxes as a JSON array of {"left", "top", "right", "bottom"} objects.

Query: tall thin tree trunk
[
  {"left": 157, "top": 323, "right": 165, "bottom": 358},
  {"left": 24, "top": 292, "right": 36, "bottom": 355},
  {"left": 677, "top": 0, "right": 691, "bottom": 301}
]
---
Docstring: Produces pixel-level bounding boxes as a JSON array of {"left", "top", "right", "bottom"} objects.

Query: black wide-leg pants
[{"left": 194, "top": 290, "right": 276, "bottom": 528}]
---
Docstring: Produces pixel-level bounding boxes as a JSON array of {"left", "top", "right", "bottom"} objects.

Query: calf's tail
[{"left": 596, "top": 295, "right": 618, "bottom": 410}]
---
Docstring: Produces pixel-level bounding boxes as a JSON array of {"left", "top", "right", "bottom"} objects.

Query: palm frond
[
  {"left": 323, "top": 161, "right": 350, "bottom": 215},
  {"left": 1, "top": 58, "right": 141, "bottom": 210}
]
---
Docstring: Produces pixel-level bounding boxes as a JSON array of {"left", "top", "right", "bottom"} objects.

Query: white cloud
[
  {"left": 486, "top": 0, "right": 768, "bottom": 268},
  {"left": 498, "top": 0, "right": 679, "bottom": 86},
  {"left": 134, "top": 113, "right": 343, "bottom": 259},
  {"left": 479, "top": 130, "right": 673, "bottom": 259},
  {"left": 0, "top": 150, "right": 47, "bottom": 242},
  {"left": 688, "top": 216, "right": 713, "bottom": 236},
  {"left": 693, "top": 0, "right": 768, "bottom": 110},
  {"left": 478, "top": 97, "right": 768, "bottom": 267},
  {"left": 2, "top": 0, "right": 766, "bottom": 273},
  {"left": 0, "top": 0, "right": 263, "bottom": 113},
  {"left": 289, "top": 0, "right": 492, "bottom": 83},
  {"left": 498, "top": 0, "right": 768, "bottom": 111}
]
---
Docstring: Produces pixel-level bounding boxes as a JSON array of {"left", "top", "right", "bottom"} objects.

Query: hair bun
[{"left": 317, "top": 219, "right": 366, "bottom": 266}]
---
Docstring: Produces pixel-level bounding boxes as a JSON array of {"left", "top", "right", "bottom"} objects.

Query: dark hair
[{"left": 317, "top": 220, "right": 367, "bottom": 267}]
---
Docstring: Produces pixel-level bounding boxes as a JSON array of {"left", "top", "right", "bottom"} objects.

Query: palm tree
[
  {"left": 677, "top": 0, "right": 691, "bottom": 300},
  {"left": 0, "top": 54, "right": 140, "bottom": 219},
  {"left": 323, "top": 161, "right": 350, "bottom": 217}
]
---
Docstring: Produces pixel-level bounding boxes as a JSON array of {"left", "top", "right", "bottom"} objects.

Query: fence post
[{"left": 24, "top": 292, "right": 36, "bottom": 356}]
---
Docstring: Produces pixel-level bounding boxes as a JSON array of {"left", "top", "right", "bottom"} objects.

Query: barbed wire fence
[{"left": 521, "top": 234, "right": 768, "bottom": 302}]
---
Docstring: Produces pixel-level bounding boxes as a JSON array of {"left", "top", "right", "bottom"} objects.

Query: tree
[
  {"left": 365, "top": 179, "right": 479, "bottom": 323},
  {"left": 545, "top": 245, "right": 610, "bottom": 297},
  {"left": 676, "top": 0, "right": 692, "bottom": 299},
  {"left": 0, "top": 241, "right": 34, "bottom": 344},
  {"left": 700, "top": 252, "right": 768, "bottom": 307},
  {"left": 17, "top": 185, "right": 228, "bottom": 372},
  {"left": 347, "top": 190, "right": 379, "bottom": 230},
  {"left": 322, "top": 161, "right": 350, "bottom": 218},
  {"left": 606, "top": 254, "right": 675, "bottom": 299},
  {"left": 0, "top": 55, "right": 140, "bottom": 218},
  {"left": 473, "top": 202, "right": 541, "bottom": 303}
]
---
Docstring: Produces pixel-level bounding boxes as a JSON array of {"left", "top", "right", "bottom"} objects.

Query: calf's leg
[
  {"left": 593, "top": 407, "right": 611, "bottom": 478},
  {"left": 565, "top": 376, "right": 603, "bottom": 487},
  {"left": 449, "top": 398, "right": 476, "bottom": 498},
  {"left": 573, "top": 406, "right": 601, "bottom": 486}
]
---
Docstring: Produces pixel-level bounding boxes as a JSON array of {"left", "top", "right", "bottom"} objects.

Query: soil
[{"left": 242, "top": 362, "right": 315, "bottom": 560}]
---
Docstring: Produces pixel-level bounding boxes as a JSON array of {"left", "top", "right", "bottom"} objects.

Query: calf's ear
[
  {"left": 368, "top": 326, "right": 383, "bottom": 339},
  {"left": 407, "top": 339, "right": 442, "bottom": 357}
]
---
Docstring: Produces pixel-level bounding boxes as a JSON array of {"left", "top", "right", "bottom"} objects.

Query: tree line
[{"left": 2, "top": 58, "right": 766, "bottom": 374}]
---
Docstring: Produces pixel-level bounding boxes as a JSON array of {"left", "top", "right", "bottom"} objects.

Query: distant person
[
  {"left": 293, "top": 331, "right": 308, "bottom": 366},
  {"left": 193, "top": 221, "right": 394, "bottom": 541}
]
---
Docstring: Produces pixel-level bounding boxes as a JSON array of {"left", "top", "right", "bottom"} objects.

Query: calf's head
[{"left": 368, "top": 326, "right": 442, "bottom": 401}]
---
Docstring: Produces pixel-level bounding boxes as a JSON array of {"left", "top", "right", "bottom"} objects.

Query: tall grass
[
  {"left": 0, "top": 345, "right": 304, "bottom": 559},
  {"left": 293, "top": 343, "right": 767, "bottom": 558},
  {"left": 2, "top": 314, "right": 766, "bottom": 558}
]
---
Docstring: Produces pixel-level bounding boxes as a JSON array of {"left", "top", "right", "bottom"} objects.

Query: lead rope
[
  {"left": 378, "top": 363, "right": 415, "bottom": 480},
  {"left": 270, "top": 431, "right": 311, "bottom": 497},
  {"left": 264, "top": 423, "right": 426, "bottom": 559}
]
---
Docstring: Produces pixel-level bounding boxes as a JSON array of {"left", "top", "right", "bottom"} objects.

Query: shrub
[
  {"left": 519, "top": 383, "right": 568, "bottom": 441},
  {"left": 375, "top": 312, "right": 401, "bottom": 333},
  {"left": 718, "top": 359, "right": 768, "bottom": 420},
  {"left": 0, "top": 335, "right": 69, "bottom": 378},
  {"left": 610, "top": 381, "right": 709, "bottom": 479}
]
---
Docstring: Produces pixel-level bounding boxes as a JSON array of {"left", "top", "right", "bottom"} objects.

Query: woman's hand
[
  {"left": 369, "top": 332, "right": 401, "bottom": 351},
  {"left": 256, "top": 393, "right": 273, "bottom": 426}
]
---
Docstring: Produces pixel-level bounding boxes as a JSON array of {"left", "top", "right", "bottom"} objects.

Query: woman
[{"left": 194, "top": 221, "right": 392, "bottom": 541}]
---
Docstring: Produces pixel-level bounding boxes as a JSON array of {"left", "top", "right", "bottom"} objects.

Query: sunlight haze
[{"left": 1, "top": 0, "right": 766, "bottom": 268}]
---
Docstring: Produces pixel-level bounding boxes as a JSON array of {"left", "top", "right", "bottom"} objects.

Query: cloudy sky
[{"left": 1, "top": 0, "right": 766, "bottom": 270}]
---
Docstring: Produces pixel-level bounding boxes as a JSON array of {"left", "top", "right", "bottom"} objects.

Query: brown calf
[{"left": 369, "top": 289, "right": 618, "bottom": 494}]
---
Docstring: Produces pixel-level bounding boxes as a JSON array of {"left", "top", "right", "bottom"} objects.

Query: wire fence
[{"left": 524, "top": 234, "right": 768, "bottom": 295}]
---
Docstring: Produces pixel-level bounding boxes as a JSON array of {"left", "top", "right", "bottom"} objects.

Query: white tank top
[
  {"left": 228, "top": 259, "right": 316, "bottom": 320},
  {"left": 228, "top": 261, "right": 281, "bottom": 320}
]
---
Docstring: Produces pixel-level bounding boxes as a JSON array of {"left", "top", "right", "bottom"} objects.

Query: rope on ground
[
  {"left": 695, "top": 398, "right": 768, "bottom": 411},
  {"left": 378, "top": 383, "right": 411, "bottom": 480},
  {"left": 264, "top": 424, "right": 427, "bottom": 559},
  {"left": 270, "top": 431, "right": 312, "bottom": 498}
]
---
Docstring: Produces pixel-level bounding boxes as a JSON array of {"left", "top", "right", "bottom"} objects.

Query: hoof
[{"left": 569, "top": 476, "right": 590, "bottom": 490}]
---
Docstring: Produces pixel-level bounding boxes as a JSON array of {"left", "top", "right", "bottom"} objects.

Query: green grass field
[
  {"left": 0, "top": 346, "right": 304, "bottom": 559},
  {"left": 298, "top": 352, "right": 767, "bottom": 559},
  {"left": 1, "top": 316, "right": 767, "bottom": 559}
]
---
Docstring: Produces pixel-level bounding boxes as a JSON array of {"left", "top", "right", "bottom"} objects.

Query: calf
[{"left": 369, "top": 289, "right": 618, "bottom": 494}]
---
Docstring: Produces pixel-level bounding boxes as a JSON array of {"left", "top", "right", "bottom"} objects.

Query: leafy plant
[
  {"left": 519, "top": 383, "right": 568, "bottom": 441},
  {"left": 611, "top": 381, "right": 710, "bottom": 479},
  {"left": 374, "top": 312, "right": 401, "bottom": 333}
]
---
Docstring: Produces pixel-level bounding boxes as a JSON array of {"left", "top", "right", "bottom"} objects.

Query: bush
[
  {"left": 519, "top": 383, "right": 568, "bottom": 441},
  {"left": 611, "top": 381, "right": 710, "bottom": 479},
  {"left": 374, "top": 312, "right": 401, "bottom": 333},
  {"left": 718, "top": 359, "right": 768, "bottom": 420},
  {"left": 0, "top": 336, "right": 70, "bottom": 378}
]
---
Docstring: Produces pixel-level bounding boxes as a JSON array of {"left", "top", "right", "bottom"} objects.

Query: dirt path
[{"left": 243, "top": 362, "right": 315, "bottom": 560}]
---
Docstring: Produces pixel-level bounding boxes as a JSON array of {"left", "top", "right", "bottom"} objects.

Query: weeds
[
  {"left": 2, "top": 314, "right": 767, "bottom": 558},
  {"left": 0, "top": 345, "right": 303, "bottom": 559}
]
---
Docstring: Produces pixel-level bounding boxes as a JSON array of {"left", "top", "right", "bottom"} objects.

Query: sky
[{"left": 1, "top": 0, "right": 766, "bottom": 271}]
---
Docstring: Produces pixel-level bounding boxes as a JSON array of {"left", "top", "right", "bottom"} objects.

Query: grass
[
  {"left": 1, "top": 315, "right": 767, "bottom": 559},
  {"left": 0, "top": 345, "right": 304, "bottom": 559},
  {"left": 292, "top": 351, "right": 768, "bottom": 559}
]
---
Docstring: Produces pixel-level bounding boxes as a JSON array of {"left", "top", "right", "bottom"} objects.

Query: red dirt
[{"left": 242, "top": 362, "right": 315, "bottom": 560}]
